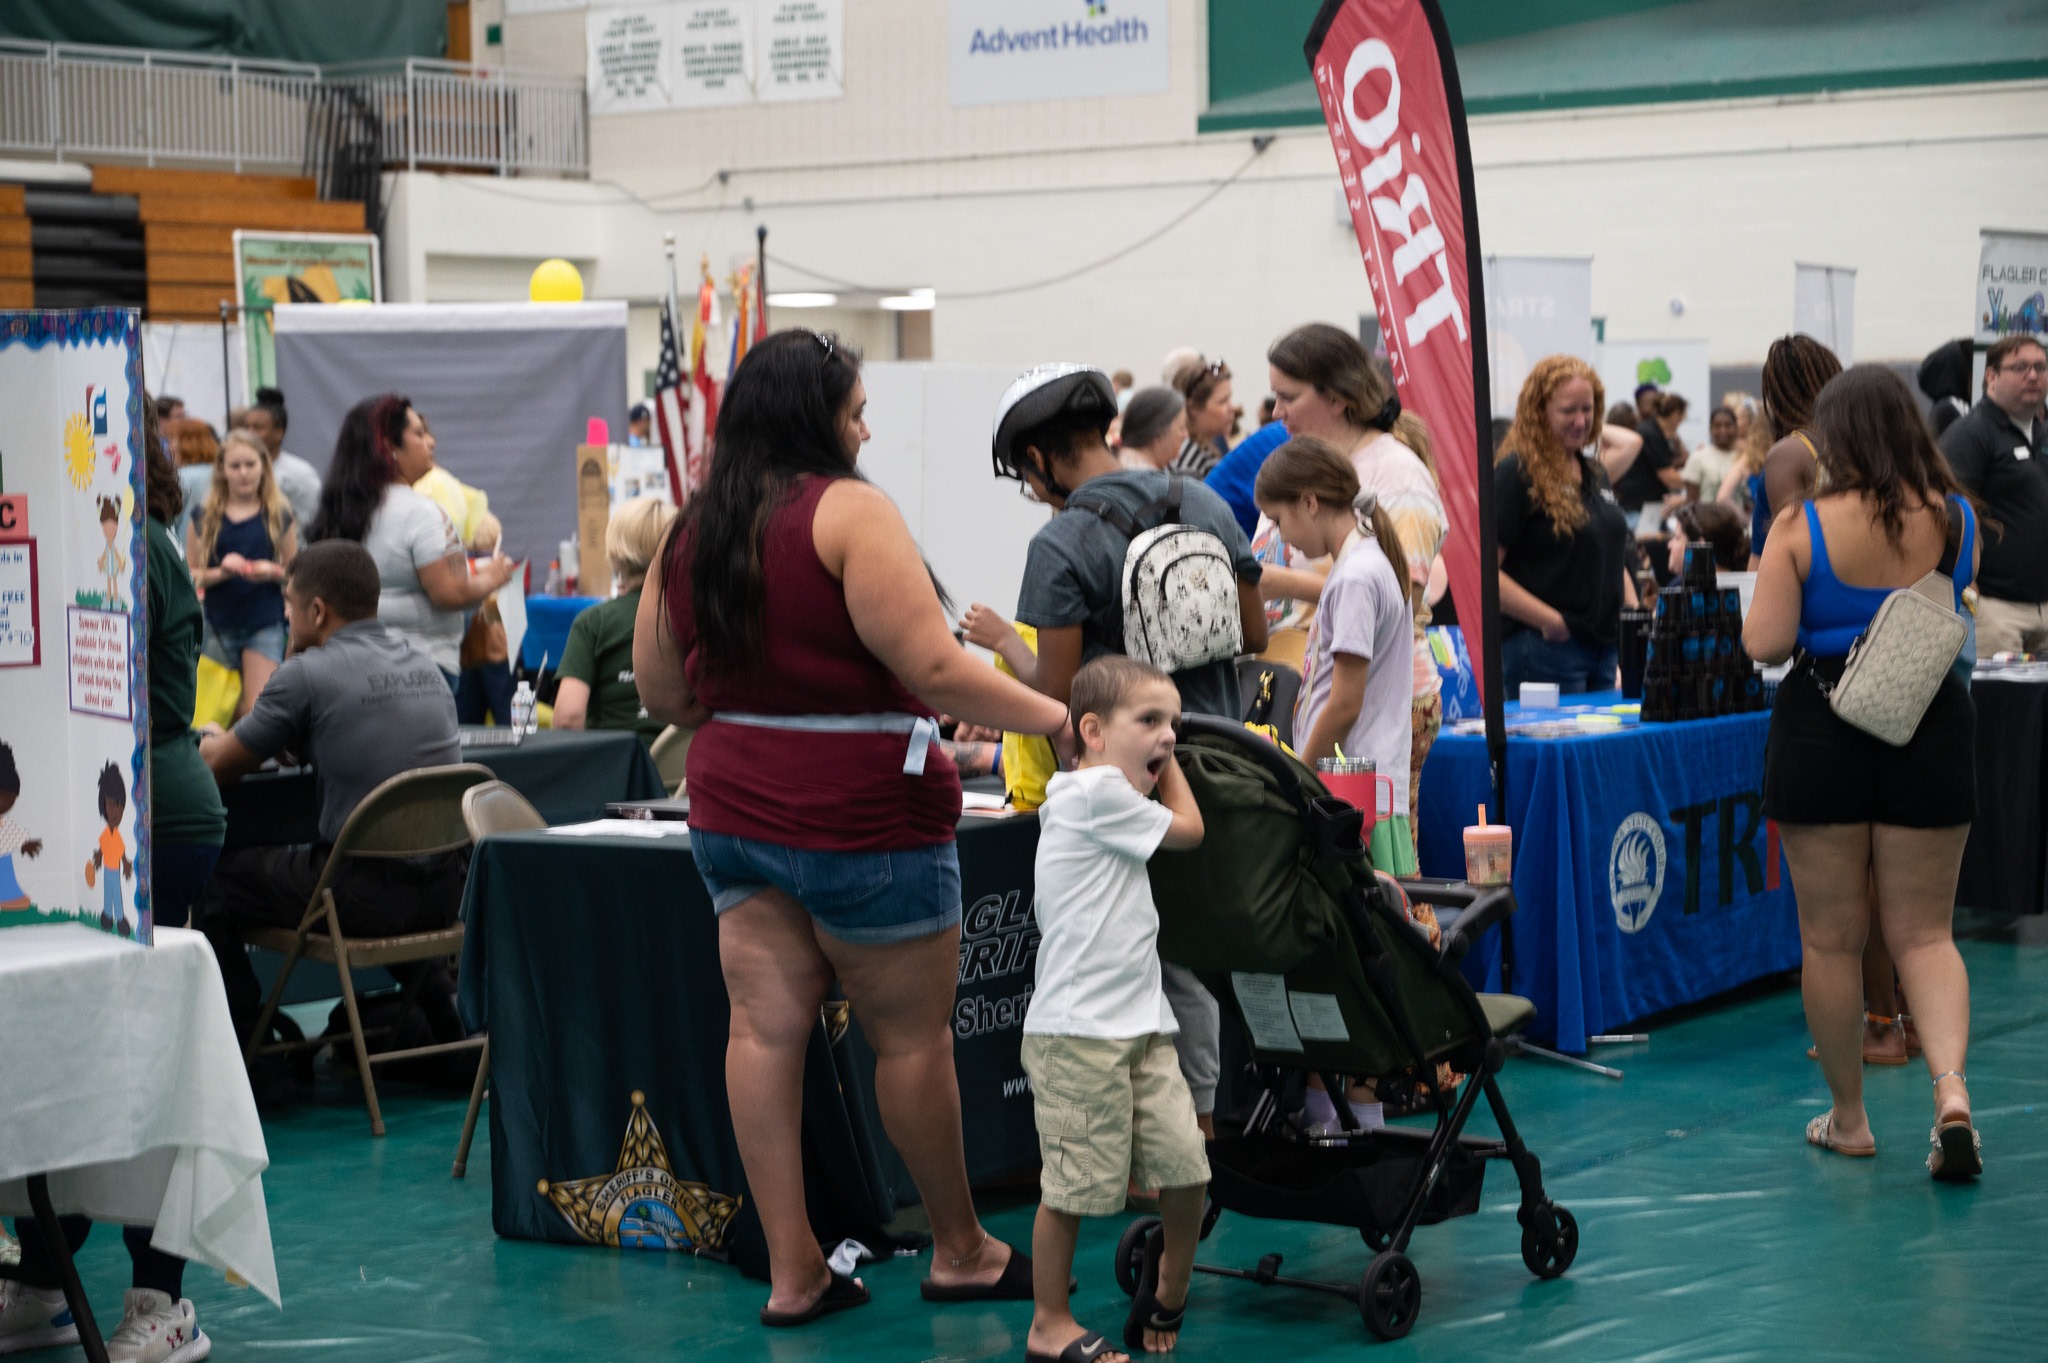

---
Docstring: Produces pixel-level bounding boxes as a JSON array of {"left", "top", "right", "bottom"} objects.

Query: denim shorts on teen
[
  {"left": 203, "top": 621, "right": 287, "bottom": 667},
  {"left": 689, "top": 830, "right": 962, "bottom": 944}
]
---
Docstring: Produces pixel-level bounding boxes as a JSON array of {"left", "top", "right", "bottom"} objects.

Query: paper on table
[
  {"left": 546, "top": 818, "right": 690, "bottom": 838},
  {"left": 496, "top": 567, "right": 529, "bottom": 671},
  {"left": 1287, "top": 991, "right": 1351, "bottom": 1042},
  {"left": 960, "top": 791, "right": 1009, "bottom": 812},
  {"left": 1230, "top": 972, "right": 1304, "bottom": 1052}
]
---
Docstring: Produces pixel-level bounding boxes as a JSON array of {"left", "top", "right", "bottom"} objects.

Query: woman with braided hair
[
  {"left": 1748, "top": 334, "right": 1845, "bottom": 564},
  {"left": 1495, "top": 356, "right": 1640, "bottom": 695}
]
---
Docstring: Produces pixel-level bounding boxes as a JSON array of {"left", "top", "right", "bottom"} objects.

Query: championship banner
[{"left": 1306, "top": 0, "right": 1498, "bottom": 721}]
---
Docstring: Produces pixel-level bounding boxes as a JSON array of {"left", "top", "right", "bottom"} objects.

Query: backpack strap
[
  {"left": 1064, "top": 490, "right": 1144, "bottom": 540},
  {"left": 1068, "top": 474, "right": 1189, "bottom": 541}
]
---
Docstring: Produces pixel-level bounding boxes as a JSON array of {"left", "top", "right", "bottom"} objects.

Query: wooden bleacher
[
  {"left": 0, "top": 186, "right": 29, "bottom": 310},
  {"left": 87, "top": 166, "right": 366, "bottom": 323}
]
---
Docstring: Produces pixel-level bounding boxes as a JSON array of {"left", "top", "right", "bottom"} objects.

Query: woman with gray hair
[{"left": 1115, "top": 386, "right": 1187, "bottom": 471}]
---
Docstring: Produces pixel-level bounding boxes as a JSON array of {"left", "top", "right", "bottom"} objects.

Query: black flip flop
[
  {"left": 922, "top": 1247, "right": 1075, "bottom": 1301},
  {"left": 1122, "top": 1225, "right": 1186, "bottom": 1353},
  {"left": 1027, "top": 1329, "right": 1123, "bottom": 1363},
  {"left": 759, "top": 1271, "right": 868, "bottom": 1328}
]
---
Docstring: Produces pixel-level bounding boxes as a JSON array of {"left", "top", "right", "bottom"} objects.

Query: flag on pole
[
  {"left": 729, "top": 263, "right": 756, "bottom": 372},
  {"left": 688, "top": 258, "right": 721, "bottom": 492},
  {"left": 652, "top": 251, "right": 690, "bottom": 506},
  {"left": 1307, "top": 0, "right": 1498, "bottom": 723}
]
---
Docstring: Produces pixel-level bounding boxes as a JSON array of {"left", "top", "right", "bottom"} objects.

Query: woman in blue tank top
[{"left": 1744, "top": 365, "right": 1984, "bottom": 1182}]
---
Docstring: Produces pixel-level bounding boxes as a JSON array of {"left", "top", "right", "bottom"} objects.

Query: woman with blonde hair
[
  {"left": 554, "top": 495, "right": 679, "bottom": 738},
  {"left": 1496, "top": 356, "right": 1638, "bottom": 695},
  {"left": 1267, "top": 322, "right": 1446, "bottom": 854},
  {"left": 186, "top": 429, "right": 297, "bottom": 714}
]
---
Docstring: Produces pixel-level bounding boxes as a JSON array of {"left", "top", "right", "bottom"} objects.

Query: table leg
[{"left": 24, "top": 1175, "right": 108, "bottom": 1363}]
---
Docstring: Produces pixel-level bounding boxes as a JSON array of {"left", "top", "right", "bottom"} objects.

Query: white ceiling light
[
  {"left": 767, "top": 292, "right": 838, "bottom": 308},
  {"left": 879, "top": 288, "right": 936, "bottom": 312}
]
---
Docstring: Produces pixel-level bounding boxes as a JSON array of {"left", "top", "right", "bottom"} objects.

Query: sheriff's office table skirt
[
  {"left": 1958, "top": 674, "right": 2048, "bottom": 914},
  {"left": 222, "top": 728, "right": 665, "bottom": 850},
  {"left": 455, "top": 814, "right": 1042, "bottom": 1275},
  {"left": 1418, "top": 693, "right": 1800, "bottom": 1054},
  {"left": 0, "top": 926, "right": 280, "bottom": 1307}
]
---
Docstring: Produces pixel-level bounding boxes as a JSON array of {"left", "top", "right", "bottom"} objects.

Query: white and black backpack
[{"left": 1067, "top": 476, "right": 1243, "bottom": 673}]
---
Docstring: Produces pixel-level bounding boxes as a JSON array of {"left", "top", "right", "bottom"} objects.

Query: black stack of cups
[{"left": 1640, "top": 542, "right": 1767, "bottom": 722}]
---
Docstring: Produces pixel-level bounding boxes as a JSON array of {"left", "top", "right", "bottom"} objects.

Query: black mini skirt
[{"left": 1762, "top": 655, "right": 1976, "bottom": 828}]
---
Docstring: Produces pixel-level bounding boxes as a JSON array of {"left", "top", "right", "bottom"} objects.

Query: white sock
[{"left": 1301, "top": 1089, "right": 1385, "bottom": 1131}]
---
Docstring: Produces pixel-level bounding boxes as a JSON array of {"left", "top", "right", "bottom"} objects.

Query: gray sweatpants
[{"left": 1160, "top": 962, "right": 1220, "bottom": 1116}]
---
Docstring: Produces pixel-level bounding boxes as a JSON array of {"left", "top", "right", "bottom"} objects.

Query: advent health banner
[
  {"left": 0, "top": 310, "right": 151, "bottom": 944},
  {"left": 949, "top": 0, "right": 1169, "bottom": 107},
  {"left": 1307, "top": 0, "right": 1496, "bottom": 709}
]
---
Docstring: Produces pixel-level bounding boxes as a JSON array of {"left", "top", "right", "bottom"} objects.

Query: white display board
[
  {"left": 857, "top": 363, "right": 1046, "bottom": 627},
  {"left": 1598, "top": 338, "right": 1711, "bottom": 454},
  {"left": 948, "top": 0, "right": 1170, "bottom": 107},
  {"left": 1482, "top": 255, "right": 1592, "bottom": 419},
  {"left": 1793, "top": 263, "right": 1856, "bottom": 366},
  {"left": 141, "top": 321, "right": 247, "bottom": 434},
  {"left": 1974, "top": 228, "right": 2048, "bottom": 390},
  {"left": 0, "top": 310, "right": 152, "bottom": 944}
]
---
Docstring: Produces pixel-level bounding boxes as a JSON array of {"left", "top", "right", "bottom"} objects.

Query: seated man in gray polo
[{"left": 199, "top": 539, "right": 466, "bottom": 1054}]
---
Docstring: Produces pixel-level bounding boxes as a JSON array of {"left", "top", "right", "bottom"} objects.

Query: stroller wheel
[
  {"left": 1358, "top": 1250, "right": 1421, "bottom": 1340},
  {"left": 1115, "top": 1216, "right": 1162, "bottom": 1297},
  {"left": 1519, "top": 1202, "right": 1579, "bottom": 1279}
]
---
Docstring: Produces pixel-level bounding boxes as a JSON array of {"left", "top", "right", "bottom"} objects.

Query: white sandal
[
  {"left": 1805, "top": 1112, "right": 1875, "bottom": 1158},
  {"left": 1927, "top": 1071, "right": 1982, "bottom": 1181}
]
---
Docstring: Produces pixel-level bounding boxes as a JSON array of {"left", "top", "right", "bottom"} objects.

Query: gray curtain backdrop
[{"left": 274, "top": 321, "right": 628, "bottom": 569}]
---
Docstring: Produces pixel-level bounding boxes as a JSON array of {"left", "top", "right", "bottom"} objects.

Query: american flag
[{"left": 651, "top": 254, "right": 690, "bottom": 506}]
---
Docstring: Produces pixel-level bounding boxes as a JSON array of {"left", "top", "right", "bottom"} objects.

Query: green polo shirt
[
  {"left": 147, "top": 517, "right": 228, "bottom": 846},
  {"left": 557, "top": 589, "right": 663, "bottom": 742}
]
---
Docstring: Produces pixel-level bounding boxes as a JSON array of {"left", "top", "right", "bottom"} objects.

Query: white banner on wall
[
  {"left": 949, "top": 0, "right": 1170, "bottom": 107},
  {"left": 510, "top": 0, "right": 586, "bottom": 13},
  {"left": 757, "top": 0, "right": 843, "bottom": 102},
  {"left": 676, "top": 2, "right": 755, "bottom": 107},
  {"left": 1482, "top": 255, "right": 1592, "bottom": 419},
  {"left": 1598, "top": 338, "right": 1711, "bottom": 454},
  {"left": 1974, "top": 228, "right": 2048, "bottom": 389},
  {"left": 587, "top": 4, "right": 674, "bottom": 114},
  {"left": 1793, "top": 262, "right": 1856, "bottom": 366}
]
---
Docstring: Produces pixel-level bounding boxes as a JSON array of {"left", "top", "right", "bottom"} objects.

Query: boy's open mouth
[{"left": 1145, "top": 756, "right": 1168, "bottom": 777}]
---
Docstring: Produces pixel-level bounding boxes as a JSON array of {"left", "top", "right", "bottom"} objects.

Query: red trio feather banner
[{"left": 1307, "top": 0, "right": 1500, "bottom": 729}]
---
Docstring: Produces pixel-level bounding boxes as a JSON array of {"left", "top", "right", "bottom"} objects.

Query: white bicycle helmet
[{"left": 990, "top": 363, "right": 1118, "bottom": 483}]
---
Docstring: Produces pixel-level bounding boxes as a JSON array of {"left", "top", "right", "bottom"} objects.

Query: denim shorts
[
  {"left": 203, "top": 621, "right": 287, "bottom": 666},
  {"left": 689, "top": 830, "right": 962, "bottom": 945}
]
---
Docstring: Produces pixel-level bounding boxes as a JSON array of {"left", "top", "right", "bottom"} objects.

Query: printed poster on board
[
  {"left": 0, "top": 309, "right": 152, "bottom": 944},
  {"left": 1974, "top": 228, "right": 2048, "bottom": 390},
  {"left": 232, "top": 231, "right": 380, "bottom": 402}
]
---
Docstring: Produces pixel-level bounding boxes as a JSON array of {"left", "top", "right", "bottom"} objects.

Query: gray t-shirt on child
[
  {"left": 1015, "top": 469, "right": 1261, "bottom": 720},
  {"left": 231, "top": 619, "right": 461, "bottom": 844}
]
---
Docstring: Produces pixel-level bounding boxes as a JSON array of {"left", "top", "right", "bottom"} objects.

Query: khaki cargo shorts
[{"left": 1020, "top": 1032, "right": 1211, "bottom": 1217}]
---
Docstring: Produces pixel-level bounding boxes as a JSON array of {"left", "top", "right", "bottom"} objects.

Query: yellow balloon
[{"left": 529, "top": 259, "right": 585, "bottom": 303}]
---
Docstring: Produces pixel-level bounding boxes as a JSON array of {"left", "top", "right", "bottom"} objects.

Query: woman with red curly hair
[
  {"left": 1495, "top": 356, "right": 1640, "bottom": 695},
  {"left": 308, "top": 395, "right": 515, "bottom": 684}
]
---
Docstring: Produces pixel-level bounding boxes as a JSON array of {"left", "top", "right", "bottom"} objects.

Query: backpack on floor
[{"left": 1068, "top": 476, "right": 1243, "bottom": 673}]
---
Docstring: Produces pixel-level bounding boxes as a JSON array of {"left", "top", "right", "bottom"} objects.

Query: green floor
[{"left": 30, "top": 916, "right": 2048, "bottom": 1362}]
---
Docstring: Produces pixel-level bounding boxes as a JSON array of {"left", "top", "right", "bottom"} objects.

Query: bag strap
[
  {"left": 1065, "top": 490, "right": 1144, "bottom": 540},
  {"left": 1069, "top": 474, "right": 1189, "bottom": 542},
  {"left": 1937, "top": 497, "right": 1964, "bottom": 580}
]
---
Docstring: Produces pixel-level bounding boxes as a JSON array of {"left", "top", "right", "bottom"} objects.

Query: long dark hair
[
  {"left": 142, "top": 388, "right": 182, "bottom": 524},
  {"left": 1811, "top": 365, "right": 1967, "bottom": 550},
  {"left": 667, "top": 330, "right": 866, "bottom": 679},
  {"left": 309, "top": 394, "right": 411, "bottom": 542},
  {"left": 1761, "top": 335, "right": 1841, "bottom": 442}
]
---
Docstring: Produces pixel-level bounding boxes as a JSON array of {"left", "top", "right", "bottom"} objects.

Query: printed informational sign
[
  {"left": 0, "top": 309, "right": 151, "bottom": 944},
  {"left": 233, "top": 232, "right": 380, "bottom": 402},
  {"left": 756, "top": 0, "right": 843, "bottom": 102},
  {"left": 675, "top": 2, "right": 754, "bottom": 107},
  {"left": 1483, "top": 256, "right": 1593, "bottom": 418},
  {"left": 948, "top": 0, "right": 1170, "bottom": 107},
  {"left": 1974, "top": 228, "right": 2048, "bottom": 390},
  {"left": 1599, "top": 338, "right": 1711, "bottom": 455},
  {"left": 1793, "top": 262, "right": 1856, "bottom": 366},
  {"left": 588, "top": 4, "right": 674, "bottom": 113}
]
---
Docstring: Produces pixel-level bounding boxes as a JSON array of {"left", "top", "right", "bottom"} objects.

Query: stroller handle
[{"left": 1177, "top": 713, "right": 1309, "bottom": 805}]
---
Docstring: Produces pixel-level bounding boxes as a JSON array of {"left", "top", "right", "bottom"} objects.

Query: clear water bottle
[{"left": 511, "top": 680, "right": 535, "bottom": 734}]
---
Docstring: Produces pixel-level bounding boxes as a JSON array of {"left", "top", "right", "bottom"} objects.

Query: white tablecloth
[{"left": 0, "top": 925, "right": 280, "bottom": 1306}]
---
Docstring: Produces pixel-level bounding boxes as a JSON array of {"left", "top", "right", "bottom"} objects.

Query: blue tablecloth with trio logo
[{"left": 1417, "top": 691, "right": 1801, "bottom": 1053}]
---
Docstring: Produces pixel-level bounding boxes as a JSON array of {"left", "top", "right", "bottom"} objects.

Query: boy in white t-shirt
[{"left": 1022, "top": 656, "right": 1209, "bottom": 1363}]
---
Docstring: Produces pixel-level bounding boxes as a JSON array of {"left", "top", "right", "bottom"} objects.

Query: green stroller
[{"left": 1134, "top": 715, "right": 1578, "bottom": 1341}]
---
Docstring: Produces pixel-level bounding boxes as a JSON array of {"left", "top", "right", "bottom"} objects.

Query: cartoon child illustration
[
  {"left": 97, "top": 495, "right": 127, "bottom": 610},
  {"left": 86, "top": 760, "right": 132, "bottom": 935},
  {"left": 0, "top": 740, "right": 43, "bottom": 911}
]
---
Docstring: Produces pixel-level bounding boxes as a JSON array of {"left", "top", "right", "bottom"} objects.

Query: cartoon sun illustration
[{"left": 62, "top": 411, "right": 95, "bottom": 490}]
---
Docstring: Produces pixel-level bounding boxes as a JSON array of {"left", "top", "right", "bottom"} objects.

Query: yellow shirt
[{"left": 413, "top": 467, "right": 490, "bottom": 548}]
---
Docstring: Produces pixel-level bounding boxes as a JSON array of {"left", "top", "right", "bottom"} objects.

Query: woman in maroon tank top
[{"left": 635, "top": 331, "right": 1069, "bottom": 1326}]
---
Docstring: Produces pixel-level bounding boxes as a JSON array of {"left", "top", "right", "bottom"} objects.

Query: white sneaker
[
  {"left": 106, "top": 1289, "right": 210, "bottom": 1363},
  {"left": 0, "top": 1278, "right": 78, "bottom": 1355}
]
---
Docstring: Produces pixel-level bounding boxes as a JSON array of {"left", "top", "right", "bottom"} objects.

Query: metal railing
[{"left": 0, "top": 40, "right": 587, "bottom": 177}]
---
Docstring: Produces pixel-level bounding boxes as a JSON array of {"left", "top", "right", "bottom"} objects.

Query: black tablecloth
[
  {"left": 456, "top": 814, "right": 1043, "bottom": 1275},
  {"left": 222, "top": 728, "right": 665, "bottom": 848},
  {"left": 1959, "top": 676, "right": 2048, "bottom": 914}
]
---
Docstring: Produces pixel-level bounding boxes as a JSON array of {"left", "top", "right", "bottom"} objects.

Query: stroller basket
[{"left": 1123, "top": 715, "right": 1578, "bottom": 1342}]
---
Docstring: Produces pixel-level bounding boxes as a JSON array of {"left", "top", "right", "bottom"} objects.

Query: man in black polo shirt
[{"left": 1942, "top": 333, "right": 2048, "bottom": 655}]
